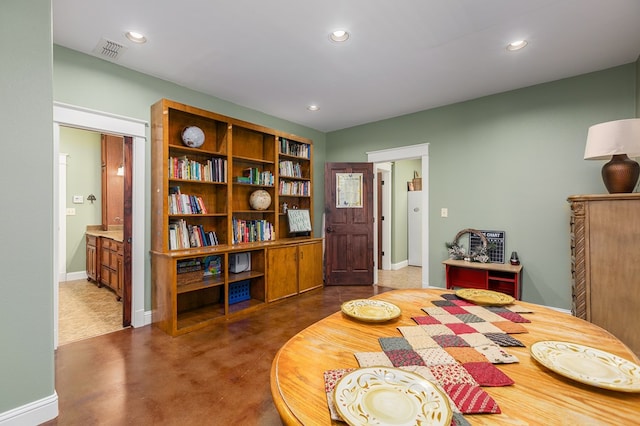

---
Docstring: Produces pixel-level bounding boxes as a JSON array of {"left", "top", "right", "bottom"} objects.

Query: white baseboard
[
  {"left": 391, "top": 260, "right": 408, "bottom": 270},
  {"left": 0, "top": 392, "right": 58, "bottom": 425},
  {"left": 61, "top": 271, "right": 88, "bottom": 282}
]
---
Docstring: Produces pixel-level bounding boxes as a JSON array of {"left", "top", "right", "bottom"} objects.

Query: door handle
[{"left": 326, "top": 227, "right": 333, "bottom": 233}]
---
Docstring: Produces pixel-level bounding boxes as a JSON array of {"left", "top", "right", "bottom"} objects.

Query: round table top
[{"left": 270, "top": 288, "right": 640, "bottom": 425}]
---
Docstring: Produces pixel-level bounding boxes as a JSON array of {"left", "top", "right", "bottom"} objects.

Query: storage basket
[{"left": 229, "top": 280, "right": 251, "bottom": 304}]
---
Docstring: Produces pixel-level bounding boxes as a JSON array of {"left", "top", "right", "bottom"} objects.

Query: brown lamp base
[{"left": 601, "top": 154, "right": 640, "bottom": 193}]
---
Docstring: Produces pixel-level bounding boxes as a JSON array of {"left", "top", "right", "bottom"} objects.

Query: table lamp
[{"left": 584, "top": 118, "right": 640, "bottom": 193}]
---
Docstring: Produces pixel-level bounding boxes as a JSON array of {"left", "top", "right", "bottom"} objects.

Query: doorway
[
  {"left": 57, "top": 128, "right": 127, "bottom": 344},
  {"left": 53, "top": 102, "right": 147, "bottom": 348},
  {"left": 367, "top": 143, "right": 429, "bottom": 287}
]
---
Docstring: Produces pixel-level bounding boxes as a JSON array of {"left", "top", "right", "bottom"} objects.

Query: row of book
[
  {"left": 279, "top": 137, "right": 310, "bottom": 159},
  {"left": 279, "top": 180, "right": 310, "bottom": 196},
  {"left": 169, "top": 219, "right": 220, "bottom": 250},
  {"left": 234, "top": 167, "right": 274, "bottom": 186},
  {"left": 177, "top": 258, "right": 201, "bottom": 274},
  {"left": 168, "top": 186, "right": 208, "bottom": 214},
  {"left": 169, "top": 156, "right": 227, "bottom": 182},
  {"left": 279, "top": 160, "right": 303, "bottom": 178},
  {"left": 232, "top": 217, "right": 274, "bottom": 244}
]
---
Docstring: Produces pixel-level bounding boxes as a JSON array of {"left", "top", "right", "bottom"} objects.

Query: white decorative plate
[
  {"left": 334, "top": 367, "right": 452, "bottom": 426},
  {"left": 455, "top": 288, "right": 515, "bottom": 306},
  {"left": 530, "top": 341, "right": 640, "bottom": 392},
  {"left": 341, "top": 299, "right": 401, "bottom": 322}
]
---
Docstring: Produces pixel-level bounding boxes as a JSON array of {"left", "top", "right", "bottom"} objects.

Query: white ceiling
[{"left": 53, "top": 0, "right": 640, "bottom": 132}]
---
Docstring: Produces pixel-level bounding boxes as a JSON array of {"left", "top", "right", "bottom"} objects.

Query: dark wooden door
[
  {"left": 324, "top": 163, "right": 374, "bottom": 285},
  {"left": 122, "top": 136, "right": 132, "bottom": 327}
]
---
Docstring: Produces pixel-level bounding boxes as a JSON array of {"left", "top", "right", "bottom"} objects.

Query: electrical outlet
[
  {"left": 66, "top": 208, "right": 76, "bottom": 216},
  {"left": 440, "top": 208, "right": 448, "bottom": 218}
]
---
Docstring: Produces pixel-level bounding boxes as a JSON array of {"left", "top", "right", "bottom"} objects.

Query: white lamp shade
[{"left": 584, "top": 118, "right": 640, "bottom": 160}]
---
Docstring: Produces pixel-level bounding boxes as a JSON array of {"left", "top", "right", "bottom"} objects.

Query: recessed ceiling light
[
  {"left": 307, "top": 104, "right": 320, "bottom": 111},
  {"left": 126, "top": 31, "right": 147, "bottom": 44},
  {"left": 506, "top": 40, "right": 527, "bottom": 51},
  {"left": 329, "top": 30, "right": 350, "bottom": 43}
]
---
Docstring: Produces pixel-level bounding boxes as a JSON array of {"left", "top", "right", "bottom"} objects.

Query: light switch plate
[{"left": 73, "top": 195, "right": 83, "bottom": 204}]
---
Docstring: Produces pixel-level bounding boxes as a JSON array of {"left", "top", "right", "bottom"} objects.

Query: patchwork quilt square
[
  {"left": 429, "top": 363, "right": 477, "bottom": 386},
  {"left": 461, "top": 306, "right": 505, "bottom": 322},
  {"left": 353, "top": 351, "right": 393, "bottom": 367},
  {"left": 423, "top": 306, "right": 450, "bottom": 316},
  {"left": 432, "top": 299, "right": 457, "bottom": 307},
  {"left": 397, "top": 325, "right": 429, "bottom": 337},
  {"left": 443, "top": 383, "right": 501, "bottom": 414},
  {"left": 384, "top": 349, "right": 426, "bottom": 367},
  {"left": 421, "top": 324, "right": 456, "bottom": 336},
  {"left": 415, "top": 347, "right": 458, "bottom": 366},
  {"left": 496, "top": 311, "right": 531, "bottom": 323},
  {"left": 466, "top": 321, "right": 504, "bottom": 334},
  {"left": 453, "top": 313, "right": 485, "bottom": 323},
  {"left": 432, "top": 334, "right": 470, "bottom": 348},
  {"left": 404, "top": 335, "right": 440, "bottom": 349},
  {"left": 462, "top": 362, "right": 515, "bottom": 386},
  {"left": 492, "top": 321, "right": 529, "bottom": 334},
  {"left": 444, "top": 347, "right": 489, "bottom": 364},
  {"left": 378, "top": 337, "right": 412, "bottom": 351},
  {"left": 446, "top": 323, "right": 478, "bottom": 335},
  {"left": 459, "top": 333, "right": 495, "bottom": 347},
  {"left": 412, "top": 315, "right": 442, "bottom": 325},
  {"left": 442, "top": 306, "right": 470, "bottom": 315},
  {"left": 484, "top": 333, "right": 525, "bottom": 347},
  {"left": 475, "top": 344, "right": 519, "bottom": 364}
]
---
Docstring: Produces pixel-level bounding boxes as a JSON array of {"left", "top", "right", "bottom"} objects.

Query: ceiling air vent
[{"left": 92, "top": 38, "right": 127, "bottom": 61}]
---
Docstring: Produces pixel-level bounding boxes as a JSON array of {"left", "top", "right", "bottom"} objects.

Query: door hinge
[
  {"left": 381, "top": 251, "right": 385, "bottom": 256},
  {"left": 381, "top": 215, "right": 385, "bottom": 221}
]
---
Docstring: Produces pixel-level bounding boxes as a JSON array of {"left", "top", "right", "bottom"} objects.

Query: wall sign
[{"left": 336, "top": 173, "right": 363, "bottom": 208}]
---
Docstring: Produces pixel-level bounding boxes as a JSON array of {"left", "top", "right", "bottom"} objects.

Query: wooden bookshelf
[{"left": 151, "top": 99, "right": 322, "bottom": 336}]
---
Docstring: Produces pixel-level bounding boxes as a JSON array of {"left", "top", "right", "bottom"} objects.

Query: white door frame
[
  {"left": 375, "top": 162, "right": 392, "bottom": 271},
  {"left": 367, "top": 143, "right": 429, "bottom": 287},
  {"left": 53, "top": 102, "right": 148, "bottom": 348}
]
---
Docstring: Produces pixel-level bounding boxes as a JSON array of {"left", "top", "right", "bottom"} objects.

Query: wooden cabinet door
[
  {"left": 86, "top": 235, "right": 98, "bottom": 282},
  {"left": 267, "top": 246, "right": 298, "bottom": 302},
  {"left": 298, "top": 241, "right": 323, "bottom": 292}
]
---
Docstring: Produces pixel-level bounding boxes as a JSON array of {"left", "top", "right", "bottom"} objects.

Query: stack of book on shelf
[
  {"left": 169, "top": 156, "right": 227, "bottom": 182},
  {"left": 168, "top": 186, "right": 208, "bottom": 214},
  {"left": 279, "top": 160, "right": 302, "bottom": 178},
  {"left": 176, "top": 258, "right": 203, "bottom": 286},
  {"left": 279, "top": 180, "right": 310, "bottom": 196},
  {"left": 232, "top": 217, "right": 274, "bottom": 244},
  {"left": 279, "top": 137, "right": 309, "bottom": 158},
  {"left": 235, "top": 167, "right": 274, "bottom": 186},
  {"left": 169, "top": 219, "right": 219, "bottom": 250}
]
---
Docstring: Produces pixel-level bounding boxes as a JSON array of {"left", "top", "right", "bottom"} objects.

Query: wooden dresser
[{"left": 568, "top": 193, "right": 640, "bottom": 356}]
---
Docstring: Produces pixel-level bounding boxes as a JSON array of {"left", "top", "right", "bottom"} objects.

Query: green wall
[
  {"left": 53, "top": 45, "right": 327, "bottom": 312},
  {"left": 60, "top": 127, "right": 102, "bottom": 274},
  {"left": 0, "top": 0, "right": 55, "bottom": 417},
  {"left": 326, "top": 64, "right": 637, "bottom": 308}
]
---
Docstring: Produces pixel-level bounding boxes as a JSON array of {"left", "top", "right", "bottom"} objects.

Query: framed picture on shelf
[{"left": 287, "top": 209, "right": 312, "bottom": 234}]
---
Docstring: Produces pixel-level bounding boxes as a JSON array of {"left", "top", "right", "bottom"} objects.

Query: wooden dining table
[{"left": 270, "top": 288, "right": 640, "bottom": 425}]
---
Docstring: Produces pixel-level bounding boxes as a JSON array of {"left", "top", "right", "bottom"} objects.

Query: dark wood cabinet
[
  {"left": 86, "top": 234, "right": 99, "bottom": 282},
  {"left": 568, "top": 193, "right": 640, "bottom": 356},
  {"left": 99, "top": 237, "right": 123, "bottom": 300}
]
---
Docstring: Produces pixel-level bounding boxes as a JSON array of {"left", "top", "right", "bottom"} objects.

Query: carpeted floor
[{"left": 58, "top": 279, "right": 124, "bottom": 345}]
